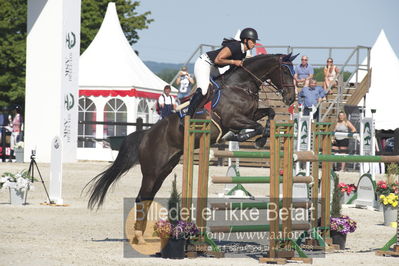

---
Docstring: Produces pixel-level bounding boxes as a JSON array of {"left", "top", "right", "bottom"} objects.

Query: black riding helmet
[{"left": 240, "top": 28, "right": 259, "bottom": 41}]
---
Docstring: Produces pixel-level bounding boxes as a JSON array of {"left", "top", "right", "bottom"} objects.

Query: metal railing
[{"left": 78, "top": 118, "right": 155, "bottom": 149}]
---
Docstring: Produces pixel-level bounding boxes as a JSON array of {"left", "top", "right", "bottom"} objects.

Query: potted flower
[
  {"left": 154, "top": 220, "right": 199, "bottom": 259},
  {"left": 379, "top": 193, "right": 398, "bottom": 226},
  {"left": 154, "top": 175, "right": 199, "bottom": 259},
  {"left": 0, "top": 170, "right": 34, "bottom": 205},
  {"left": 14, "top": 141, "right": 24, "bottom": 163},
  {"left": 376, "top": 163, "right": 399, "bottom": 213},
  {"left": 330, "top": 174, "right": 357, "bottom": 249},
  {"left": 338, "top": 182, "right": 357, "bottom": 204}
]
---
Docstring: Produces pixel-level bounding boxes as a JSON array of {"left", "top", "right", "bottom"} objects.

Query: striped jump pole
[
  {"left": 211, "top": 175, "right": 313, "bottom": 184},
  {"left": 213, "top": 150, "right": 283, "bottom": 158},
  {"left": 295, "top": 152, "right": 399, "bottom": 163}
]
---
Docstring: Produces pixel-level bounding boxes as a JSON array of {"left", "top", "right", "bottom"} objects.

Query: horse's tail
[{"left": 84, "top": 130, "right": 144, "bottom": 210}]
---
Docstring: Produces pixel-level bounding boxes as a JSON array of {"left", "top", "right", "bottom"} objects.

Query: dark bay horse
[{"left": 85, "top": 53, "right": 297, "bottom": 243}]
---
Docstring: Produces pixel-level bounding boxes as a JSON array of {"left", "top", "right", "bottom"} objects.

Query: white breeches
[
  {"left": 194, "top": 54, "right": 213, "bottom": 95},
  {"left": 10, "top": 132, "right": 19, "bottom": 150}
]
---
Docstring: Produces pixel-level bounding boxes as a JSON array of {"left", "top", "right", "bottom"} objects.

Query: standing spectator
[
  {"left": 9, "top": 105, "right": 22, "bottom": 162},
  {"left": 158, "top": 85, "right": 177, "bottom": 119},
  {"left": 297, "top": 79, "right": 327, "bottom": 120},
  {"left": 332, "top": 111, "right": 356, "bottom": 171},
  {"left": 294, "top": 56, "right": 314, "bottom": 91},
  {"left": 0, "top": 106, "right": 8, "bottom": 151},
  {"left": 176, "top": 66, "right": 194, "bottom": 101},
  {"left": 323, "top": 57, "right": 340, "bottom": 91}
]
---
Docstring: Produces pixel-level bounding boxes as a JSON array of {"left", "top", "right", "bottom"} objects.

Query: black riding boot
[{"left": 187, "top": 88, "right": 204, "bottom": 117}]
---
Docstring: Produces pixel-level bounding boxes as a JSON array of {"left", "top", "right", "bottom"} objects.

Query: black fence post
[
  {"left": 394, "top": 128, "right": 399, "bottom": 155},
  {"left": 1, "top": 127, "right": 5, "bottom": 162},
  {"left": 136, "top": 117, "right": 143, "bottom": 132}
]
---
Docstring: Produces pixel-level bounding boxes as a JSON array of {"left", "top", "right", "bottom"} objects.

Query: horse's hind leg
[{"left": 133, "top": 151, "right": 182, "bottom": 244}]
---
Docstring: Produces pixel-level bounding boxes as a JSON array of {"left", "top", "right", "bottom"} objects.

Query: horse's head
[
  {"left": 242, "top": 53, "right": 298, "bottom": 106},
  {"left": 267, "top": 53, "right": 298, "bottom": 105}
]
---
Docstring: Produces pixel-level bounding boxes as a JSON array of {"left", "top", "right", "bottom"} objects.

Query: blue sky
[{"left": 133, "top": 0, "right": 399, "bottom": 65}]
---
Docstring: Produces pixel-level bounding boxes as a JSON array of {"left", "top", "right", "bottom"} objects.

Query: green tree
[
  {"left": 313, "top": 67, "right": 325, "bottom": 82},
  {"left": 0, "top": 0, "right": 27, "bottom": 108},
  {"left": 0, "top": 0, "right": 153, "bottom": 109},
  {"left": 81, "top": 0, "right": 153, "bottom": 53},
  {"left": 156, "top": 68, "right": 179, "bottom": 86},
  {"left": 313, "top": 67, "right": 352, "bottom": 83}
]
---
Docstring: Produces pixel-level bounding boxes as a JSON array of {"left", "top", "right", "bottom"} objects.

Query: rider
[{"left": 186, "top": 27, "right": 259, "bottom": 117}]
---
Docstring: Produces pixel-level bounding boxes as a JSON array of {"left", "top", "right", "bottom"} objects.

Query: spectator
[
  {"left": 294, "top": 56, "right": 314, "bottom": 91},
  {"left": 323, "top": 57, "right": 340, "bottom": 91},
  {"left": 297, "top": 79, "right": 327, "bottom": 120},
  {"left": 332, "top": 111, "right": 356, "bottom": 171},
  {"left": 0, "top": 106, "right": 8, "bottom": 146},
  {"left": 176, "top": 66, "right": 194, "bottom": 101},
  {"left": 158, "top": 85, "right": 177, "bottom": 119},
  {"left": 9, "top": 105, "right": 22, "bottom": 162}
]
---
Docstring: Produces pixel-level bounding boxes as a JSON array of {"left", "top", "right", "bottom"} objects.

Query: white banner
[
  {"left": 26, "top": 0, "right": 81, "bottom": 163},
  {"left": 60, "top": 0, "right": 81, "bottom": 162}
]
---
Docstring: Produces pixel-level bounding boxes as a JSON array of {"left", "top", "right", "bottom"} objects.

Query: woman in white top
[
  {"left": 332, "top": 111, "right": 356, "bottom": 171},
  {"left": 323, "top": 57, "right": 340, "bottom": 92}
]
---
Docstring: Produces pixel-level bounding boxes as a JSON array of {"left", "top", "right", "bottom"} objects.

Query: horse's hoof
[
  {"left": 133, "top": 230, "right": 146, "bottom": 245},
  {"left": 255, "top": 137, "right": 267, "bottom": 149}
]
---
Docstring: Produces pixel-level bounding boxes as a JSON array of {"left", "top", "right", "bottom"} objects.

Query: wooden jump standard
[
  {"left": 209, "top": 121, "right": 314, "bottom": 263},
  {"left": 211, "top": 122, "right": 335, "bottom": 253}
]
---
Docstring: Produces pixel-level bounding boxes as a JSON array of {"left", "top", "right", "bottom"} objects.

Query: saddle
[{"left": 177, "top": 78, "right": 221, "bottom": 112}]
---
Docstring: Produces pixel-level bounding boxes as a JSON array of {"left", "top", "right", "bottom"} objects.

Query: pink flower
[{"left": 377, "top": 180, "right": 386, "bottom": 187}]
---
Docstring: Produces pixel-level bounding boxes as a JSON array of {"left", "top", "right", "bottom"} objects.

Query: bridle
[{"left": 241, "top": 55, "right": 295, "bottom": 97}]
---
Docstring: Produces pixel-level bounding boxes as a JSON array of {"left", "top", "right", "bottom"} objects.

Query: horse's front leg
[
  {"left": 253, "top": 108, "right": 275, "bottom": 148},
  {"left": 221, "top": 115, "right": 264, "bottom": 142}
]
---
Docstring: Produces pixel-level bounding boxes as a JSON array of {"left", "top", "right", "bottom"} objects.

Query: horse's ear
[
  {"left": 282, "top": 53, "right": 292, "bottom": 62},
  {"left": 289, "top": 53, "right": 300, "bottom": 62}
]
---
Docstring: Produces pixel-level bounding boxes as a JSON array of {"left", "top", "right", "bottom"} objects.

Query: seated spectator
[
  {"left": 297, "top": 79, "right": 326, "bottom": 120},
  {"left": 332, "top": 111, "right": 356, "bottom": 171},
  {"left": 176, "top": 66, "right": 194, "bottom": 101},
  {"left": 158, "top": 85, "right": 177, "bottom": 119},
  {"left": 323, "top": 57, "right": 340, "bottom": 92},
  {"left": 294, "top": 56, "right": 314, "bottom": 91}
]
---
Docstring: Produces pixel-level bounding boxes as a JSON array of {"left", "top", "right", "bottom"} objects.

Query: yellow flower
[
  {"left": 393, "top": 201, "right": 398, "bottom": 207},
  {"left": 380, "top": 195, "right": 385, "bottom": 200},
  {"left": 383, "top": 199, "right": 389, "bottom": 205}
]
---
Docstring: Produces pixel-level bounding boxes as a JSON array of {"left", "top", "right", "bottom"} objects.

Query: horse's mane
[{"left": 218, "top": 53, "right": 283, "bottom": 81}]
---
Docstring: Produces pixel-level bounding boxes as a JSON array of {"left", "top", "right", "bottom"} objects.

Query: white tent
[
  {"left": 79, "top": 2, "right": 171, "bottom": 91},
  {"left": 78, "top": 2, "right": 174, "bottom": 161},
  {"left": 354, "top": 30, "right": 399, "bottom": 130}
]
